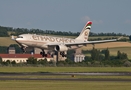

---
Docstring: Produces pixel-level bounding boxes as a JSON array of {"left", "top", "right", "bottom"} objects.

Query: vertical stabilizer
[{"left": 75, "top": 21, "right": 92, "bottom": 42}]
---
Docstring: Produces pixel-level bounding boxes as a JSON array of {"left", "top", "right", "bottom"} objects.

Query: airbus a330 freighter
[{"left": 12, "top": 21, "right": 121, "bottom": 57}]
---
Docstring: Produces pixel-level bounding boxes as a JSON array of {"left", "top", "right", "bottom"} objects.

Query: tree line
[
  {"left": 0, "top": 25, "right": 130, "bottom": 42},
  {"left": 0, "top": 25, "right": 128, "bottom": 37},
  {"left": 0, "top": 44, "right": 23, "bottom": 54},
  {"left": 0, "top": 48, "right": 131, "bottom": 67}
]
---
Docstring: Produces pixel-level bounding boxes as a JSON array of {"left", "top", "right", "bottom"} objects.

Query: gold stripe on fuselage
[{"left": 31, "top": 35, "right": 75, "bottom": 43}]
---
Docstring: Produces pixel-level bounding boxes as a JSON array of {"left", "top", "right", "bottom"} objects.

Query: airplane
[{"left": 12, "top": 21, "right": 122, "bottom": 57}]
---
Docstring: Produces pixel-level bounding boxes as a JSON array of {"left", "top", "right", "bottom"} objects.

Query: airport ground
[
  {"left": 0, "top": 67, "right": 131, "bottom": 90},
  {"left": 0, "top": 37, "right": 131, "bottom": 89},
  {"left": 1, "top": 80, "right": 131, "bottom": 90},
  {"left": 0, "top": 67, "right": 131, "bottom": 72}
]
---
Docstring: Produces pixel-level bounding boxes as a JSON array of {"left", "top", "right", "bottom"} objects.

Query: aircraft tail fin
[{"left": 75, "top": 21, "right": 92, "bottom": 42}]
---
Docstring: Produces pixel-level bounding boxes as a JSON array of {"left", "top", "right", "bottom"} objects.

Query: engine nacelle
[{"left": 55, "top": 44, "right": 68, "bottom": 51}]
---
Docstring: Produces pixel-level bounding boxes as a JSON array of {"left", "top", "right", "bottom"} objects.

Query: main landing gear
[
  {"left": 60, "top": 51, "right": 67, "bottom": 57},
  {"left": 40, "top": 49, "right": 47, "bottom": 57}
]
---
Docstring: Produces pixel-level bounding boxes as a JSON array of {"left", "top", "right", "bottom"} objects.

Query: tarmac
[{"left": 0, "top": 72, "right": 131, "bottom": 81}]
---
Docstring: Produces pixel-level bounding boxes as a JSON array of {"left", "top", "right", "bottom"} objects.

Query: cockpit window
[{"left": 18, "top": 36, "right": 23, "bottom": 38}]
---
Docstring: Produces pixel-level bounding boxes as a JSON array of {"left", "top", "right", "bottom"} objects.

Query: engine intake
[{"left": 55, "top": 44, "right": 68, "bottom": 51}]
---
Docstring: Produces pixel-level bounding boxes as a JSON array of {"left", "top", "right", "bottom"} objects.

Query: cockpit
[{"left": 18, "top": 35, "right": 23, "bottom": 38}]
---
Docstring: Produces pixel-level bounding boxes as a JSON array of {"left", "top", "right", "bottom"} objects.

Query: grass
[
  {"left": 0, "top": 35, "right": 131, "bottom": 90},
  {"left": 1, "top": 67, "right": 131, "bottom": 73},
  {"left": 0, "top": 67, "right": 131, "bottom": 90},
  {"left": 0, "top": 81, "right": 131, "bottom": 90},
  {"left": 109, "top": 47, "right": 131, "bottom": 59},
  {"left": 82, "top": 42, "right": 131, "bottom": 50},
  {"left": 1, "top": 74, "right": 131, "bottom": 79},
  {"left": 82, "top": 42, "right": 131, "bottom": 59},
  {"left": 0, "top": 37, "right": 17, "bottom": 46}
]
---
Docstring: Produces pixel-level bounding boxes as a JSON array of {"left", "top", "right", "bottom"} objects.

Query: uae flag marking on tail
[{"left": 86, "top": 21, "right": 92, "bottom": 29}]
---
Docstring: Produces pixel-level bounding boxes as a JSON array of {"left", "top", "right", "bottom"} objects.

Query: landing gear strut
[
  {"left": 40, "top": 49, "right": 47, "bottom": 57},
  {"left": 92, "top": 44, "right": 95, "bottom": 49},
  {"left": 21, "top": 47, "right": 26, "bottom": 53}
]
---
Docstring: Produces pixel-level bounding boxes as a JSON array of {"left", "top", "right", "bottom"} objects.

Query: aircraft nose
[
  {"left": 15, "top": 38, "right": 18, "bottom": 41},
  {"left": 15, "top": 38, "right": 21, "bottom": 42}
]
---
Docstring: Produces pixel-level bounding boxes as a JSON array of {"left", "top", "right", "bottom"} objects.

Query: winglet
[
  {"left": 11, "top": 35, "right": 15, "bottom": 40},
  {"left": 117, "top": 36, "right": 123, "bottom": 40}
]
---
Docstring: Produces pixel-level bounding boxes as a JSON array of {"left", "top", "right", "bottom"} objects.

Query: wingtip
[
  {"left": 117, "top": 36, "right": 123, "bottom": 40},
  {"left": 11, "top": 35, "right": 16, "bottom": 40}
]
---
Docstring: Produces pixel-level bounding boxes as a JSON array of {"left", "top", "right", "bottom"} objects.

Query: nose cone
[
  {"left": 15, "top": 38, "right": 20, "bottom": 41},
  {"left": 15, "top": 38, "right": 23, "bottom": 43}
]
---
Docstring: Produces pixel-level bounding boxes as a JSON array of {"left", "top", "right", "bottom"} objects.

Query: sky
[{"left": 0, "top": 0, "right": 131, "bottom": 35}]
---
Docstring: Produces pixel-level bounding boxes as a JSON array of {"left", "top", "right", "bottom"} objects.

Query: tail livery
[
  {"left": 75, "top": 21, "right": 92, "bottom": 42},
  {"left": 85, "top": 21, "right": 92, "bottom": 29}
]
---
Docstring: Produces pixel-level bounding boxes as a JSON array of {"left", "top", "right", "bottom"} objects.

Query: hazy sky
[{"left": 0, "top": 0, "right": 131, "bottom": 35}]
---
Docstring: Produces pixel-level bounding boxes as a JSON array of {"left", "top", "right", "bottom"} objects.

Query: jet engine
[{"left": 55, "top": 44, "right": 68, "bottom": 51}]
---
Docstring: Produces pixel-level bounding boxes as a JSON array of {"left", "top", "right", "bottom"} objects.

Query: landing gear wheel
[
  {"left": 60, "top": 51, "right": 67, "bottom": 57},
  {"left": 40, "top": 50, "right": 47, "bottom": 57}
]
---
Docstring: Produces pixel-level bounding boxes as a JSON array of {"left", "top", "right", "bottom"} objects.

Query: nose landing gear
[{"left": 21, "top": 47, "right": 26, "bottom": 53}]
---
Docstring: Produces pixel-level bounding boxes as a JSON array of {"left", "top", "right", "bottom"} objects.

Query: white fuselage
[
  {"left": 16, "top": 34, "right": 83, "bottom": 50},
  {"left": 14, "top": 21, "right": 119, "bottom": 53}
]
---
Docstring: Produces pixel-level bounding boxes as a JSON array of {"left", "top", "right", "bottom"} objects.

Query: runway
[
  {"left": 0, "top": 77, "right": 131, "bottom": 82},
  {"left": 0, "top": 72, "right": 131, "bottom": 81},
  {"left": 0, "top": 72, "right": 131, "bottom": 76}
]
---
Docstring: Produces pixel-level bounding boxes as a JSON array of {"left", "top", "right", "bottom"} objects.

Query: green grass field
[
  {"left": 88, "top": 47, "right": 131, "bottom": 59},
  {"left": 0, "top": 67, "right": 131, "bottom": 72},
  {"left": 0, "top": 81, "right": 131, "bottom": 90},
  {"left": 1, "top": 75, "right": 131, "bottom": 80},
  {"left": 0, "top": 67, "right": 131, "bottom": 90},
  {"left": 109, "top": 47, "right": 131, "bottom": 59},
  {"left": 82, "top": 42, "right": 131, "bottom": 59},
  {"left": 83, "top": 47, "right": 131, "bottom": 59},
  {"left": 0, "top": 37, "right": 17, "bottom": 46}
]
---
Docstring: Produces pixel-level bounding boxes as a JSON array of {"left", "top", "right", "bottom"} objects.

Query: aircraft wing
[
  {"left": 66, "top": 39, "right": 118, "bottom": 46},
  {"left": 47, "top": 36, "right": 123, "bottom": 46},
  {"left": 66, "top": 36, "right": 123, "bottom": 46}
]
